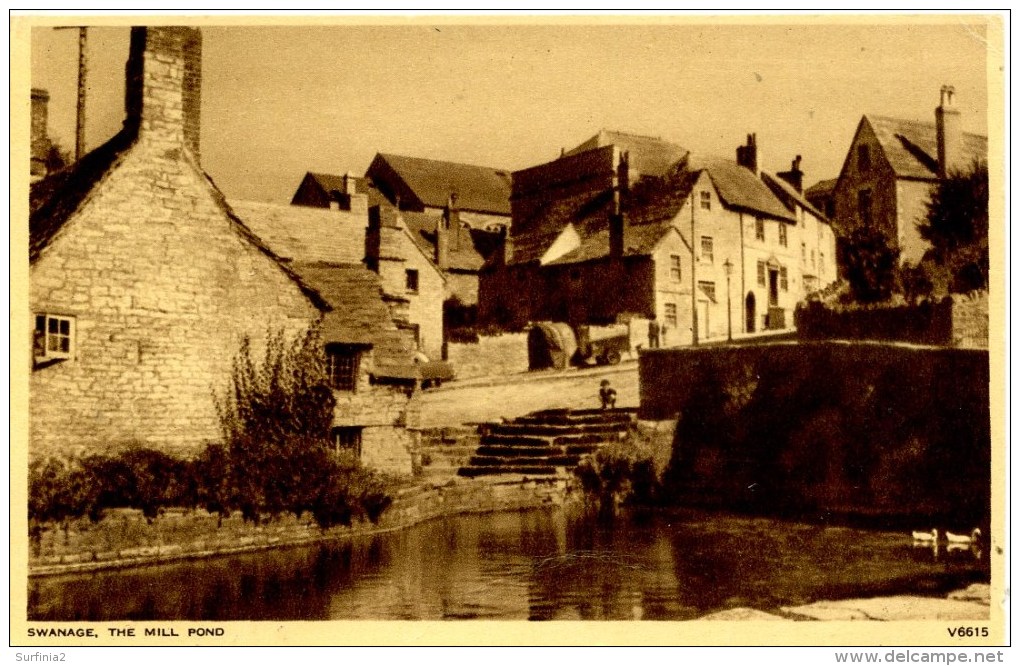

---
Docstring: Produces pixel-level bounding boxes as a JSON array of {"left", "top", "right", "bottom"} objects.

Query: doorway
[
  {"left": 768, "top": 269, "right": 779, "bottom": 307},
  {"left": 745, "top": 292, "right": 756, "bottom": 333}
]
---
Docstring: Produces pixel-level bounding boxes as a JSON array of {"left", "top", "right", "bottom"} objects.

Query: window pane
[
  {"left": 59, "top": 319, "right": 70, "bottom": 335},
  {"left": 48, "top": 318, "right": 59, "bottom": 334}
]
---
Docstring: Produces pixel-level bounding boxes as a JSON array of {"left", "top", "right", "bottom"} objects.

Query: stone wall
[
  {"left": 30, "top": 143, "right": 320, "bottom": 460},
  {"left": 796, "top": 294, "right": 988, "bottom": 348},
  {"left": 639, "top": 342, "right": 990, "bottom": 525},
  {"left": 446, "top": 332, "right": 529, "bottom": 380},
  {"left": 951, "top": 291, "right": 989, "bottom": 348}
]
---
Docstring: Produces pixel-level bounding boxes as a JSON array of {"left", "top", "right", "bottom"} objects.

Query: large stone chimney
[
  {"left": 31, "top": 88, "right": 50, "bottom": 181},
  {"left": 436, "top": 194, "right": 457, "bottom": 270},
  {"left": 609, "top": 150, "right": 628, "bottom": 259},
  {"left": 736, "top": 133, "right": 759, "bottom": 175},
  {"left": 124, "top": 26, "right": 202, "bottom": 161},
  {"left": 936, "top": 85, "right": 962, "bottom": 177}
]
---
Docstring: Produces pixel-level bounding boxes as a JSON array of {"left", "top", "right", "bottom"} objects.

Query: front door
[
  {"left": 699, "top": 300, "right": 710, "bottom": 340},
  {"left": 768, "top": 270, "right": 779, "bottom": 307},
  {"left": 745, "top": 292, "right": 756, "bottom": 333}
]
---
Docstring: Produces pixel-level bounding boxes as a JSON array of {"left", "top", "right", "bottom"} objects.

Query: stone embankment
[{"left": 28, "top": 474, "right": 575, "bottom": 578}]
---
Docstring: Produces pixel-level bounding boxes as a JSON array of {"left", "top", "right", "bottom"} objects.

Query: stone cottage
[
  {"left": 231, "top": 199, "right": 421, "bottom": 474},
  {"left": 480, "top": 130, "right": 837, "bottom": 345},
  {"left": 28, "top": 27, "right": 324, "bottom": 459},
  {"left": 831, "top": 86, "right": 988, "bottom": 265}
]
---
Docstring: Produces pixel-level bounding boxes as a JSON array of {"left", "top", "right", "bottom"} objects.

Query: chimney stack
[
  {"left": 31, "top": 88, "right": 51, "bottom": 181},
  {"left": 343, "top": 172, "right": 358, "bottom": 195},
  {"left": 609, "top": 150, "right": 627, "bottom": 259},
  {"left": 777, "top": 155, "right": 804, "bottom": 193},
  {"left": 436, "top": 194, "right": 456, "bottom": 270},
  {"left": 124, "top": 26, "right": 202, "bottom": 161},
  {"left": 936, "top": 85, "right": 962, "bottom": 177},
  {"left": 736, "top": 133, "right": 759, "bottom": 175},
  {"left": 447, "top": 192, "right": 461, "bottom": 254}
]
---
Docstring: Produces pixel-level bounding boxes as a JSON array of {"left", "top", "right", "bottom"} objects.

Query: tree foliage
[
  {"left": 840, "top": 225, "right": 901, "bottom": 304},
  {"left": 918, "top": 161, "right": 989, "bottom": 294}
]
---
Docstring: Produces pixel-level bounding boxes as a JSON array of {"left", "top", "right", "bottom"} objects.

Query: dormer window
[{"left": 33, "top": 314, "right": 75, "bottom": 364}]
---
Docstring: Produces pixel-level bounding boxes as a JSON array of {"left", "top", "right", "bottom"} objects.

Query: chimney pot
[{"left": 936, "top": 84, "right": 963, "bottom": 177}]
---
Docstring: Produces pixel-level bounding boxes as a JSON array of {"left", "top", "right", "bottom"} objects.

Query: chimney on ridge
[
  {"left": 31, "top": 88, "right": 51, "bottom": 181},
  {"left": 777, "top": 155, "right": 804, "bottom": 193},
  {"left": 124, "top": 26, "right": 203, "bottom": 161},
  {"left": 736, "top": 133, "right": 759, "bottom": 176},
  {"left": 609, "top": 150, "right": 628, "bottom": 259},
  {"left": 936, "top": 85, "right": 963, "bottom": 177},
  {"left": 436, "top": 193, "right": 457, "bottom": 270}
]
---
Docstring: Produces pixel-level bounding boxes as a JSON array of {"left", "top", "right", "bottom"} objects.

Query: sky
[{"left": 26, "top": 16, "right": 995, "bottom": 204}]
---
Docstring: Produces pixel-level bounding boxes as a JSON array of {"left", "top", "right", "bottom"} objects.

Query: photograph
[{"left": 10, "top": 11, "right": 1006, "bottom": 649}]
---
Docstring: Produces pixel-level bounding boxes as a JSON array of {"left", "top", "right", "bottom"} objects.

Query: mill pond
[{"left": 29, "top": 506, "right": 988, "bottom": 621}]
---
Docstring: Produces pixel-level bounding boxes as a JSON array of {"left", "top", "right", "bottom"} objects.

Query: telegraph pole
[{"left": 54, "top": 26, "right": 87, "bottom": 162}]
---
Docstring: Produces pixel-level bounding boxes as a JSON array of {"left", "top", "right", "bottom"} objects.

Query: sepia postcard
[{"left": 10, "top": 11, "right": 1007, "bottom": 650}]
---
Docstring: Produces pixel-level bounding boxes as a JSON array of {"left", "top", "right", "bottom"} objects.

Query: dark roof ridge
[{"left": 377, "top": 152, "right": 510, "bottom": 174}]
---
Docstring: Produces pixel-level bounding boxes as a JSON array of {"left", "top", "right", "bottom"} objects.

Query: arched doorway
[{"left": 745, "top": 292, "right": 756, "bottom": 333}]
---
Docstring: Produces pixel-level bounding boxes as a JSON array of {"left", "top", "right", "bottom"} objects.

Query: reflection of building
[
  {"left": 29, "top": 27, "right": 322, "bottom": 459},
  {"left": 480, "top": 130, "right": 837, "bottom": 345},
  {"left": 831, "top": 86, "right": 987, "bottom": 265}
]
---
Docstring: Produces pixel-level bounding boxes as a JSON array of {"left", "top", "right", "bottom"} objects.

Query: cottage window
[
  {"left": 779, "top": 223, "right": 788, "bottom": 247},
  {"left": 700, "top": 236, "right": 714, "bottom": 263},
  {"left": 664, "top": 302, "right": 678, "bottom": 327},
  {"left": 779, "top": 266, "right": 789, "bottom": 292},
  {"left": 700, "top": 191, "right": 711, "bottom": 210},
  {"left": 33, "top": 313, "right": 74, "bottom": 363},
  {"left": 332, "top": 427, "right": 363, "bottom": 457},
  {"left": 755, "top": 218, "right": 765, "bottom": 242},
  {"left": 698, "top": 280, "right": 717, "bottom": 302},
  {"left": 757, "top": 260, "right": 766, "bottom": 287},
  {"left": 669, "top": 254, "right": 682, "bottom": 282},
  {"left": 858, "top": 189, "right": 873, "bottom": 226},
  {"left": 405, "top": 269, "right": 419, "bottom": 293},
  {"left": 857, "top": 144, "right": 871, "bottom": 173},
  {"left": 820, "top": 252, "right": 826, "bottom": 275},
  {"left": 325, "top": 344, "right": 362, "bottom": 392}
]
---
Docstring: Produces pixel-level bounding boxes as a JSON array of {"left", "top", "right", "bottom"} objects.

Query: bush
[
  {"left": 28, "top": 329, "right": 396, "bottom": 535},
  {"left": 574, "top": 438, "right": 659, "bottom": 513}
]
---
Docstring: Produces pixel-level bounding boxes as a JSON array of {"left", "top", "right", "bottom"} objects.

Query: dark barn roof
[{"left": 366, "top": 153, "right": 512, "bottom": 215}]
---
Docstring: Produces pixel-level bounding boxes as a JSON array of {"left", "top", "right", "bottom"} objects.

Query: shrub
[{"left": 574, "top": 438, "right": 659, "bottom": 513}]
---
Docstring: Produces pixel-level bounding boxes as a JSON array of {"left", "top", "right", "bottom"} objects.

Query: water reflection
[{"left": 29, "top": 507, "right": 988, "bottom": 621}]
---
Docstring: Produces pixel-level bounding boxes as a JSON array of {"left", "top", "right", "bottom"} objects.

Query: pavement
[{"left": 418, "top": 358, "right": 639, "bottom": 428}]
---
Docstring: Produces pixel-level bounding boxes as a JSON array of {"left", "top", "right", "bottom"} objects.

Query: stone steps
[{"left": 457, "top": 407, "right": 635, "bottom": 479}]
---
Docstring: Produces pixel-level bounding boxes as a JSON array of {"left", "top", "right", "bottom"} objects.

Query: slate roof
[
  {"left": 565, "top": 129, "right": 690, "bottom": 178},
  {"left": 367, "top": 153, "right": 512, "bottom": 215},
  {"left": 300, "top": 172, "right": 389, "bottom": 209},
  {"left": 401, "top": 210, "right": 501, "bottom": 272},
  {"left": 229, "top": 199, "right": 365, "bottom": 265},
  {"left": 288, "top": 261, "right": 407, "bottom": 367},
  {"left": 804, "top": 178, "right": 837, "bottom": 199},
  {"left": 690, "top": 158, "right": 797, "bottom": 223},
  {"left": 761, "top": 172, "right": 829, "bottom": 221},
  {"left": 866, "top": 115, "right": 987, "bottom": 180}
]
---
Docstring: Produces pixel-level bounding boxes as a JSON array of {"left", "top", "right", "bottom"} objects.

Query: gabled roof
[
  {"left": 761, "top": 172, "right": 828, "bottom": 222},
  {"left": 509, "top": 170, "right": 700, "bottom": 267},
  {"left": 230, "top": 199, "right": 365, "bottom": 265},
  {"left": 805, "top": 178, "right": 837, "bottom": 199},
  {"left": 366, "top": 153, "right": 512, "bottom": 215},
  {"left": 691, "top": 158, "right": 797, "bottom": 222},
  {"left": 29, "top": 129, "right": 136, "bottom": 262},
  {"left": 29, "top": 130, "right": 329, "bottom": 311},
  {"left": 565, "top": 129, "right": 690, "bottom": 178},
  {"left": 865, "top": 115, "right": 987, "bottom": 180},
  {"left": 288, "top": 261, "right": 405, "bottom": 366},
  {"left": 297, "top": 172, "right": 388, "bottom": 208},
  {"left": 401, "top": 210, "right": 500, "bottom": 272}
]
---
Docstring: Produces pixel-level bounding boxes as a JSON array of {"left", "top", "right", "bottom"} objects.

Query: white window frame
[{"left": 34, "top": 313, "right": 75, "bottom": 363}]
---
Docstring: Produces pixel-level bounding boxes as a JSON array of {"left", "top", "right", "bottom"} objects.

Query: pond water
[{"left": 28, "top": 508, "right": 988, "bottom": 621}]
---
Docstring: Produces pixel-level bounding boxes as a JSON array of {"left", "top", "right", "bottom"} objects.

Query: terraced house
[{"left": 480, "top": 130, "right": 837, "bottom": 345}]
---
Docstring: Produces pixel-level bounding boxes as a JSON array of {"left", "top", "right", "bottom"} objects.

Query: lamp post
[{"left": 723, "top": 257, "right": 733, "bottom": 342}]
